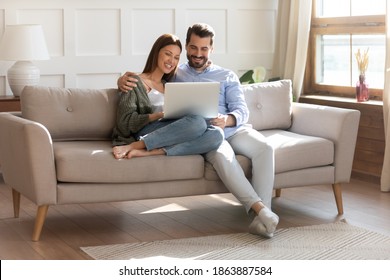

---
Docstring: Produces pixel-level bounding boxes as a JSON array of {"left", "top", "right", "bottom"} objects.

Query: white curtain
[
  {"left": 381, "top": 0, "right": 390, "bottom": 192},
  {"left": 272, "top": 0, "right": 312, "bottom": 100}
]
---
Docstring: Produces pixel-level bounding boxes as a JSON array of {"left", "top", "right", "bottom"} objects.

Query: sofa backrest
[
  {"left": 21, "top": 86, "right": 119, "bottom": 140},
  {"left": 242, "top": 79, "right": 292, "bottom": 130},
  {"left": 20, "top": 79, "right": 292, "bottom": 141}
]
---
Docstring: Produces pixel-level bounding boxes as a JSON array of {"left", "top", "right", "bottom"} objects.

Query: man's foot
[{"left": 249, "top": 207, "right": 279, "bottom": 238}]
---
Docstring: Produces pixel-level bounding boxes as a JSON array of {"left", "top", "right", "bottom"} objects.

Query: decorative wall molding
[{"left": 0, "top": 0, "right": 278, "bottom": 96}]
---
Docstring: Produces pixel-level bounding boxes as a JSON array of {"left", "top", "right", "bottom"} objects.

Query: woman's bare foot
[
  {"left": 113, "top": 140, "right": 147, "bottom": 159},
  {"left": 127, "top": 148, "right": 165, "bottom": 159},
  {"left": 112, "top": 145, "right": 131, "bottom": 159}
]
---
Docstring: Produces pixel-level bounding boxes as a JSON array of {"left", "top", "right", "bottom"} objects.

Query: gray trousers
[{"left": 205, "top": 125, "right": 275, "bottom": 213}]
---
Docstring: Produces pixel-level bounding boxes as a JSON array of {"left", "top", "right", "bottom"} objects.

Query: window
[{"left": 305, "top": 0, "right": 386, "bottom": 100}]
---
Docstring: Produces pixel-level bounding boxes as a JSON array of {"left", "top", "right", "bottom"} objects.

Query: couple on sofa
[{"left": 112, "top": 23, "right": 279, "bottom": 239}]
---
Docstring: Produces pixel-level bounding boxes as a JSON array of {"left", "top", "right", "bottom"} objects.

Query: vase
[{"left": 356, "top": 74, "right": 369, "bottom": 102}]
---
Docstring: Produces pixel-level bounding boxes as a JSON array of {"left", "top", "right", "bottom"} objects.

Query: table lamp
[{"left": 0, "top": 24, "right": 50, "bottom": 97}]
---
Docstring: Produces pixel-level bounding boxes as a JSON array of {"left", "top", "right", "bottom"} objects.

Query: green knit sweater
[{"left": 112, "top": 76, "right": 153, "bottom": 146}]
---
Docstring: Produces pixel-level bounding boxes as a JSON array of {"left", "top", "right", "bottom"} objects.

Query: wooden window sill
[{"left": 299, "top": 94, "right": 383, "bottom": 108}]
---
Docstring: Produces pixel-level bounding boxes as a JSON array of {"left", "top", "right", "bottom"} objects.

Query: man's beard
[{"left": 187, "top": 54, "right": 207, "bottom": 69}]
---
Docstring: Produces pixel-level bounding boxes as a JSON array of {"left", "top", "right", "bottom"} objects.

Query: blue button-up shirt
[{"left": 174, "top": 62, "right": 249, "bottom": 139}]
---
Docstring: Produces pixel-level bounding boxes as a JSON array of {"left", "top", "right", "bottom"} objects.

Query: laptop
[{"left": 163, "top": 82, "right": 220, "bottom": 119}]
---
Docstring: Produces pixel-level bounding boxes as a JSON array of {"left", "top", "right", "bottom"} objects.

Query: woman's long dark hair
[{"left": 142, "top": 34, "right": 182, "bottom": 82}]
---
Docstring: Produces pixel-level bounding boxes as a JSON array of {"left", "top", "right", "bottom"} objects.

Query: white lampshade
[{"left": 0, "top": 24, "right": 50, "bottom": 96}]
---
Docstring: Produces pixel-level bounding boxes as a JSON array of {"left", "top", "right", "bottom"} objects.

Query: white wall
[{"left": 0, "top": 0, "right": 278, "bottom": 96}]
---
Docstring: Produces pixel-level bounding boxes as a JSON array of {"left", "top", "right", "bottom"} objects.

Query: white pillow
[{"left": 243, "top": 79, "right": 292, "bottom": 130}]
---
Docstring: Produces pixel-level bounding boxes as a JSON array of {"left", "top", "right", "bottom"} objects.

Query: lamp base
[{"left": 7, "top": 61, "right": 40, "bottom": 97}]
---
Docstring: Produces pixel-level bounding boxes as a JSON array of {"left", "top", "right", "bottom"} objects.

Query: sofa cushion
[
  {"left": 243, "top": 79, "right": 292, "bottom": 130},
  {"left": 205, "top": 130, "right": 333, "bottom": 180},
  {"left": 261, "top": 130, "right": 334, "bottom": 173},
  {"left": 53, "top": 141, "right": 205, "bottom": 183},
  {"left": 21, "top": 86, "right": 119, "bottom": 140}
]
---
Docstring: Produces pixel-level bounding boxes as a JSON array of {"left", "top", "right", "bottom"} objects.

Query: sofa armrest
[
  {"left": 0, "top": 113, "right": 57, "bottom": 205},
  {"left": 289, "top": 102, "right": 361, "bottom": 183}
]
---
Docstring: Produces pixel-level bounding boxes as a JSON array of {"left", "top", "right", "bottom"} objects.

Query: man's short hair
[{"left": 186, "top": 23, "right": 215, "bottom": 46}]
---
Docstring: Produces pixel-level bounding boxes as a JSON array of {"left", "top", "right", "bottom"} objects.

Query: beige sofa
[{"left": 0, "top": 80, "right": 360, "bottom": 241}]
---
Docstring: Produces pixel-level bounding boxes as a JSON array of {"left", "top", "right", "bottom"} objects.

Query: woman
[{"left": 112, "top": 34, "right": 223, "bottom": 159}]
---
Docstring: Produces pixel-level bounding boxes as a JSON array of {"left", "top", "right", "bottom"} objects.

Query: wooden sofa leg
[
  {"left": 275, "top": 189, "right": 281, "bottom": 197},
  {"left": 32, "top": 205, "right": 49, "bottom": 242},
  {"left": 12, "top": 188, "right": 21, "bottom": 218},
  {"left": 332, "top": 183, "right": 344, "bottom": 215}
]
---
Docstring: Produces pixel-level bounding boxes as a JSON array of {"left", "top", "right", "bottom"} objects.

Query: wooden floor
[{"left": 1, "top": 173, "right": 389, "bottom": 260}]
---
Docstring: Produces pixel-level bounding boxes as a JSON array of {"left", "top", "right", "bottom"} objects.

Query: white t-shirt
[{"left": 148, "top": 88, "right": 164, "bottom": 113}]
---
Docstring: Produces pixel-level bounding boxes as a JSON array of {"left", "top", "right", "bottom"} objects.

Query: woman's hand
[{"left": 149, "top": 112, "right": 164, "bottom": 122}]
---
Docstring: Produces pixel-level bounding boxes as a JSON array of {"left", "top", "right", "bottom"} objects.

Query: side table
[{"left": 0, "top": 96, "right": 21, "bottom": 112}]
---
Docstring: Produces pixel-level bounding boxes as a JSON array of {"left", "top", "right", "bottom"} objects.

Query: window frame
[{"left": 304, "top": 2, "right": 386, "bottom": 100}]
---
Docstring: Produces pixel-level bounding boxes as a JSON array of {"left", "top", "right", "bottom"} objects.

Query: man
[{"left": 118, "top": 23, "right": 279, "bottom": 238}]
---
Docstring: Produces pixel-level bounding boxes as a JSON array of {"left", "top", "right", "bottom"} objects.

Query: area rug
[{"left": 81, "top": 221, "right": 390, "bottom": 260}]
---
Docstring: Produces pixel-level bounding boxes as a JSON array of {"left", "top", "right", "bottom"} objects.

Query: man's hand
[
  {"left": 117, "top": 72, "right": 139, "bottom": 92},
  {"left": 210, "top": 114, "right": 236, "bottom": 129}
]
